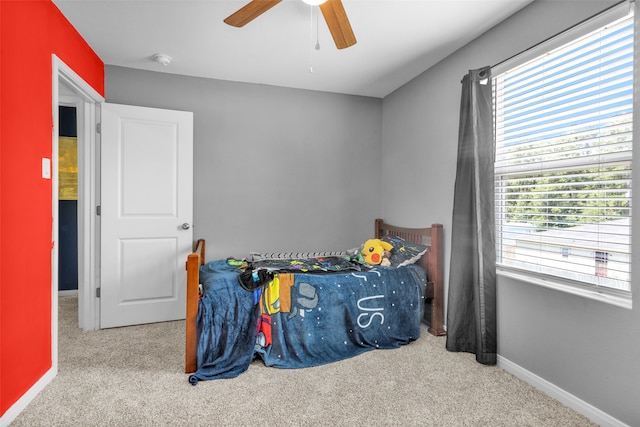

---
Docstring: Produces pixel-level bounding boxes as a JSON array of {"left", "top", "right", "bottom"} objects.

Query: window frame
[{"left": 492, "top": 1, "right": 635, "bottom": 309}]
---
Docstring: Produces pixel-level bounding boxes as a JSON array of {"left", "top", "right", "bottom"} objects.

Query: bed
[{"left": 184, "top": 219, "right": 445, "bottom": 383}]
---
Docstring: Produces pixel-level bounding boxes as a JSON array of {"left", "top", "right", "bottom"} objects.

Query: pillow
[{"left": 380, "top": 235, "right": 428, "bottom": 267}]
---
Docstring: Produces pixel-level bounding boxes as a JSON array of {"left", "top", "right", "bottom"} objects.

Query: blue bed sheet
[{"left": 189, "top": 260, "right": 426, "bottom": 384}]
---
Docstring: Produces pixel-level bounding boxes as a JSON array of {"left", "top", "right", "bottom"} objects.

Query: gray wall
[
  {"left": 382, "top": 1, "right": 639, "bottom": 425},
  {"left": 105, "top": 67, "right": 383, "bottom": 259}
]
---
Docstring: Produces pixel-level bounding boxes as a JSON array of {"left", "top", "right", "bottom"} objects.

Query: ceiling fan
[{"left": 224, "top": 0, "right": 357, "bottom": 50}]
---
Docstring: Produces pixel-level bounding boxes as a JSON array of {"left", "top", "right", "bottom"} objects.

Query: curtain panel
[{"left": 446, "top": 66, "right": 497, "bottom": 365}]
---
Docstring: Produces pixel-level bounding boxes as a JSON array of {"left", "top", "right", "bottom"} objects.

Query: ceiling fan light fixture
[{"left": 224, "top": 0, "right": 355, "bottom": 49}]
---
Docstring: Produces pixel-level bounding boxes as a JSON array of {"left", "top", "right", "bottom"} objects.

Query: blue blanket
[
  {"left": 189, "top": 261, "right": 258, "bottom": 383},
  {"left": 189, "top": 260, "right": 425, "bottom": 384}
]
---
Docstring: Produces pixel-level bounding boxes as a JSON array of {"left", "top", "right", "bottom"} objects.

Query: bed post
[
  {"left": 374, "top": 218, "right": 384, "bottom": 239},
  {"left": 428, "top": 224, "right": 446, "bottom": 336},
  {"left": 185, "top": 239, "right": 205, "bottom": 374}
]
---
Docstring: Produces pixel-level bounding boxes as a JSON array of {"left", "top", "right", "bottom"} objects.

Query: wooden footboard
[
  {"left": 185, "top": 239, "right": 205, "bottom": 374},
  {"left": 185, "top": 219, "right": 446, "bottom": 374}
]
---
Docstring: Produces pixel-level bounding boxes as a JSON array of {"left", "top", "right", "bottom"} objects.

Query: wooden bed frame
[{"left": 184, "top": 219, "right": 445, "bottom": 374}]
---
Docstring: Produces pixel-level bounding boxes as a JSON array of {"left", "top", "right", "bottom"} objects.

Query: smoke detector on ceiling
[{"left": 152, "top": 53, "right": 172, "bottom": 66}]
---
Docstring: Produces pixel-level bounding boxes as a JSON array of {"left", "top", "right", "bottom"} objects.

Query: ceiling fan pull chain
[
  {"left": 309, "top": 6, "right": 315, "bottom": 73},
  {"left": 315, "top": 6, "right": 321, "bottom": 51}
]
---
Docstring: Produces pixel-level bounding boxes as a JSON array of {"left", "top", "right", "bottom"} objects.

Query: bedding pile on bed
[{"left": 189, "top": 249, "right": 427, "bottom": 384}]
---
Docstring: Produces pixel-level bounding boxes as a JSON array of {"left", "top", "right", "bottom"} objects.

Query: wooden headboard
[{"left": 375, "top": 219, "right": 445, "bottom": 337}]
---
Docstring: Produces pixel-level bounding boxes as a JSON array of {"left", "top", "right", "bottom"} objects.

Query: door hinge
[
  {"left": 96, "top": 205, "right": 101, "bottom": 216},
  {"left": 96, "top": 122, "right": 101, "bottom": 134},
  {"left": 96, "top": 287, "right": 101, "bottom": 298}
]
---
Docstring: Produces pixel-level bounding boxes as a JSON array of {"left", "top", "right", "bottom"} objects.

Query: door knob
[{"left": 181, "top": 223, "right": 191, "bottom": 230}]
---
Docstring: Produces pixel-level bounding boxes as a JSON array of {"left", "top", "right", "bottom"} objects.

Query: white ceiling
[{"left": 53, "top": 0, "right": 533, "bottom": 98}]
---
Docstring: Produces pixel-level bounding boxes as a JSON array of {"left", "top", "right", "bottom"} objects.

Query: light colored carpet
[{"left": 11, "top": 296, "right": 595, "bottom": 426}]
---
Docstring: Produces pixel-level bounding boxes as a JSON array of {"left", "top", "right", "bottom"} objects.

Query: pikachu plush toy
[{"left": 361, "top": 239, "right": 393, "bottom": 267}]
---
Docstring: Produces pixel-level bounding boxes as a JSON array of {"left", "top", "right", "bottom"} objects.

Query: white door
[{"left": 100, "top": 103, "right": 193, "bottom": 328}]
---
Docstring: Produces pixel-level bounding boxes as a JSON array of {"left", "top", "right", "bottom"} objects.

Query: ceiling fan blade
[
  {"left": 319, "top": 0, "right": 356, "bottom": 49},
  {"left": 224, "top": 0, "right": 283, "bottom": 27}
]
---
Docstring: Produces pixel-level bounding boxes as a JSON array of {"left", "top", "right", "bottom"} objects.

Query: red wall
[{"left": 0, "top": 0, "right": 104, "bottom": 416}]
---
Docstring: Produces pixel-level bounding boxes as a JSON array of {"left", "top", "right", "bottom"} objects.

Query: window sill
[{"left": 496, "top": 266, "right": 633, "bottom": 310}]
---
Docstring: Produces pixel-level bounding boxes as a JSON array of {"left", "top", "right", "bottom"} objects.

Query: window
[{"left": 494, "top": 6, "right": 634, "bottom": 297}]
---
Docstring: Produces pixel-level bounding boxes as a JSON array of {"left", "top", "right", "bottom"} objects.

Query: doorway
[
  {"left": 57, "top": 84, "right": 96, "bottom": 332},
  {"left": 53, "top": 57, "right": 104, "bottom": 368},
  {"left": 58, "top": 105, "right": 79, "bottom": 296}
]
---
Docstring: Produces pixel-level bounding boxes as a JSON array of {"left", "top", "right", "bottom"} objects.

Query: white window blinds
[{"left": 494, "top": 11, "right": 634, "bottom": 293}]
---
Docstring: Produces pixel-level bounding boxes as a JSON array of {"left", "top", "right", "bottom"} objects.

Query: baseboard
[
  {"left": 58, "top": 289, "right": 78, "bottom": 297},
  {"left": 0, "top": 367, "right": 57, "bottom": 427},
  {"left": 497, "top": 355, "right": 629, "bottom": 427}
]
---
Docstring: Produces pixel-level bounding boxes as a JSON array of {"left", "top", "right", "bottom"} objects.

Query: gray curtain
[{"left": 446, "top": 66, "right": 497, "bottom": 365}]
